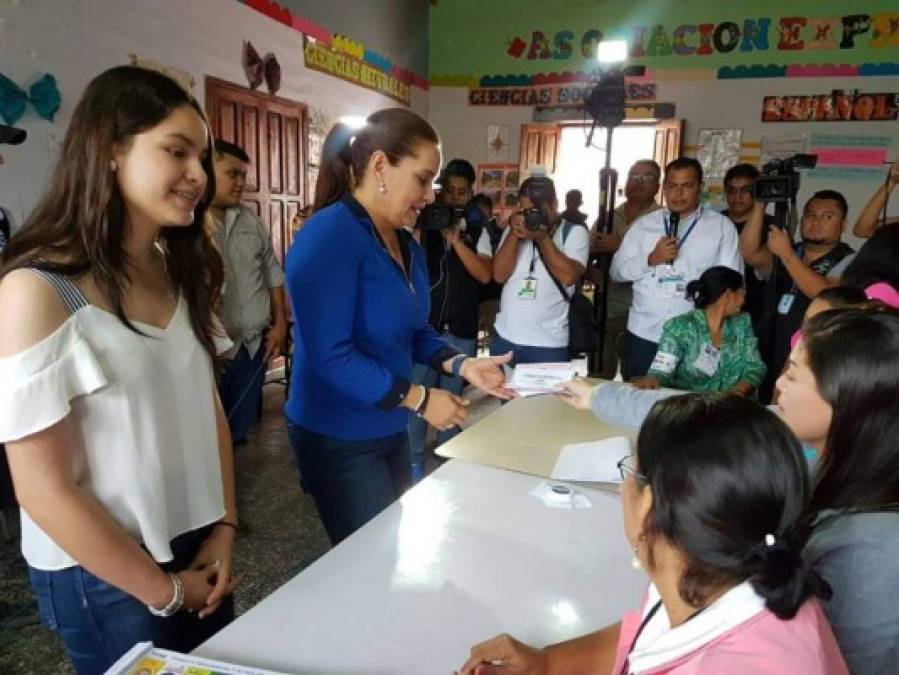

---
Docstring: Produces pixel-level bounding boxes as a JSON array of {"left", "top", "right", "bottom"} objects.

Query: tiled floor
[{"left": 0, "top": 382, "right": 500, "bottom": 674}]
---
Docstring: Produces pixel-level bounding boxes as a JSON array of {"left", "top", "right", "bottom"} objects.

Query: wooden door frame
[{"left": 204, "top": 75, "right": 310, "bottom": 218}]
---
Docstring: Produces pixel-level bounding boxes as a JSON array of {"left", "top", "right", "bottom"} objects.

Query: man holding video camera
[
  {"left": 490, "top": 176, "right": 590, "bottom": 366},
  {"left": 408, "top": 159, "right": 493, "bottom": 481},
  {"left": 740, "top": 188, "right": 855, "bottom": 401}
]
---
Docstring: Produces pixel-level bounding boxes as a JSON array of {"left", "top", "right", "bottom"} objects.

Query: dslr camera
[
  {"left": 416, "top": 198, "right": 486, "bottom": 232},
  {"left": 752, "top": 153, "right": 818, "bottom": 204},
  {"left": 519, "top": 176, "right": 556, "bottom": 231}
]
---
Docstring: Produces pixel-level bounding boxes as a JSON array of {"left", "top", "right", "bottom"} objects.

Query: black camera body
[
  {"left": 753, "top": 153, "right": 818, "bottom": 204},
  {"left": 417, "top": 199, "right": 486, "bottom": 231},
  {"left": 520, "top": 177, "right": 555, "bottom": 231}
]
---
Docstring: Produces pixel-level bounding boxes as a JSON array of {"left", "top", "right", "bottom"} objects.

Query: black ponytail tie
[{"left": 746, "top": 532, "right": 832, "bottom": 619}]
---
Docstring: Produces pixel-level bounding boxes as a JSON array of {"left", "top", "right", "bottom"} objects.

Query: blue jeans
[
  {"left": 407, "top": 334, "right": 477, "bottom": 483},
  {"left": 490, "top": 332, "right": 570, "bottom": 367},
  {"left": 287, "top": 424, "right": 411, "bottom": 545},
  {"left": 218, "top": 343, "right": 266, "bottom": 443},
  {"left": 622, "top": 330, "right": 659, "bottom": 381},
  {"left": 29, "top": 525, "right": 234, "bottom": 675}
]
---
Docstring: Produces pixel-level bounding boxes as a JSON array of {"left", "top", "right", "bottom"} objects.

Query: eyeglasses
[
  {"left": 616, "top": 454, "right": 647, "bottom": 483},
  {"left": 628, "top": 174, "right": 658, "bottom": 184}
]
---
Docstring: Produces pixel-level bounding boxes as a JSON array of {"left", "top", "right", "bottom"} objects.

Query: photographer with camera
[
  {"left": 611, "top": 157, "right": 743, "bottom": 381},
  {"left": 740, "top": 190, "right": 855, "bottom": 402},
  {"left": 408, "top": 159, "right": 493, "bottom": 481},
  {"left": 721, "top": 163, "right": 778, "bottom": 332},
  {"left": 491, "top": 176, "right": 590, "bottom": 365}
]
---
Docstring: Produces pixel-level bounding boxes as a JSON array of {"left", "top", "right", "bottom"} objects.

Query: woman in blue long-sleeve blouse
[{"left": 284, "top": 109, "right": 511, "bottom": 544}]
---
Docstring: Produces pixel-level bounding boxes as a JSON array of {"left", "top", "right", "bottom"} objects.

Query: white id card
[
  {"left": 658, "top": 272, "right": 686, "bottom": 298},
  {"left": 778, "top": 293, "right": 795, "bottom": 315},
  {"left": 694, "top": 343, "right": 721, "bottom": 377},
  {"left": 518, "top": 276, "right": 538, "bottom": 301},
  {"left": 650, "top": 351, "right": 678, "bottom": 375}
]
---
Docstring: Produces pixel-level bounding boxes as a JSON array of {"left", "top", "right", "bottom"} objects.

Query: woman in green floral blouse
[{"left": 632, "top": 266, "right": 766, "bottom": 396}]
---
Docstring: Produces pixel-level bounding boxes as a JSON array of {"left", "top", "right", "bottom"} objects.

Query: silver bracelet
[{"left": 147, "top": 572, "right": 184, "bottom": 617}]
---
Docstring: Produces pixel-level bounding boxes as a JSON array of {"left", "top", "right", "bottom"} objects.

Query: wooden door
[
  {"left": 205, "top": 76, "right": 307, "bottom": 264},
  {"left": 652, "top": 119, "right": 684, "bottom": 173},
  {"left": 519, "top": 124, "right": 561, "bottom": 179}
]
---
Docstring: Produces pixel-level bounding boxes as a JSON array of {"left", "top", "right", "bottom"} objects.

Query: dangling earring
[
  {"left": 378, "top": 180, "right": 387, "bottom": 194},
  {"left": 630, "top": 534, "right": 645, "bottom": 570},
  {"left": 109, "top": 159, "right": 117, "bottom": 173}
]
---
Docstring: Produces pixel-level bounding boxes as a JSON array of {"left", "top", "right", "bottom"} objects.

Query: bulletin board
[{"left": 476, "top": 163, "right": 520, "bottom": 223}]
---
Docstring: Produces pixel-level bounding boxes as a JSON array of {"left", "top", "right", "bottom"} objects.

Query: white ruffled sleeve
[{"left": 0, "top": 319, "right": 108, "bottom": 442}]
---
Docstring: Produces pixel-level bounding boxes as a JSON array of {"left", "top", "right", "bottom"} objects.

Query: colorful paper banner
[{"left": 303, "top": 37, "right": 411, "bottom": 105}]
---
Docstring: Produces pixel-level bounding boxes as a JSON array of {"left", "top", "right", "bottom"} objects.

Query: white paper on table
[
  {"left": 508, "top": 362, "right": 577, "bottom": 395},
  {"left": 551, "top": 436, "right": 632, "bottom": 483}
]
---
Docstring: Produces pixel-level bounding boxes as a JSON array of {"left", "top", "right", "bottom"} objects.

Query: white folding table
[{"left": 195, "top": 459, "right": 644, "bottom": 674}]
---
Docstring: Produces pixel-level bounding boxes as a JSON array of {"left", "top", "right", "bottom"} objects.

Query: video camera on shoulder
[
  {"left": 416, "top": 198, "right": 486, "bottom": 231},
  {"left": 519, "top": 176, "right": 556, "bottom": 231},
  {"left": 752, "top": 153, "right": 817, "bottom": 204}
]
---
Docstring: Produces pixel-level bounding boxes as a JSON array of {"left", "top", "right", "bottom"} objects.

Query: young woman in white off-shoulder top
[{"left": 0, "top": 66, "right": 237, "bottom": 674}]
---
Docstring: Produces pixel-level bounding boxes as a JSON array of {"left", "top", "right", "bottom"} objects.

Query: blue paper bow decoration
[{"left": 0, "top": 73, "right": 62, "bottom": 125}]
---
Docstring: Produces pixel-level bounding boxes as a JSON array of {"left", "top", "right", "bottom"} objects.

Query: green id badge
[{"left": 518, "top": 276, "right": 538, "bottom": 300}]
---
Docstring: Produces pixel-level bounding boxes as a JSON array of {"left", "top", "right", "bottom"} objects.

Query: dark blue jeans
[
  {"left": 622, "top": 330, "right": 659, "bottom": 381},
  {"left": 29, "top": 525, "right": 234, "bottom": 675},
  {"left": 287, "top": 424, "right": 411, "bottom": 545},
  {"left": 218, "top": 343, "right": 266, "bottom": 443},
  {"left": 489, "top": 332, "right": 570, "bottom": 367}
]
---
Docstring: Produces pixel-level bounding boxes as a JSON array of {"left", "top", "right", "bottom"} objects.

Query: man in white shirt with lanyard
[{"left": 611, "top": 157, "right": 743, "bottom": 380}]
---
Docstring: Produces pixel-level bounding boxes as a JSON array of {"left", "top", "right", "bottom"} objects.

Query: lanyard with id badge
[
  {"left": 518, "top": 243, "right": 542, "bottom": 300},
  {"left": 694, "top": 343, "right": 721, "bottom": 376},
  {"left": 657, "top": 209, "right": 701, "bottom": 298}
]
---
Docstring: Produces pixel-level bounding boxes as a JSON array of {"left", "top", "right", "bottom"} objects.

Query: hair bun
[
  {"left": 746, "top": 534, "right": 832, "bottom": 619},
  {"left": 686, "top": 279, "right": 706, "bottom": 305}
]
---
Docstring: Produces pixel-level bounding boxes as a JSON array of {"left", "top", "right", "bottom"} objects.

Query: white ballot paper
[
  {"left": 507, "top": 362, "right": 577, "bottom": 397},
  {"left": 551, "top": 436, "right": 632, "bottom": 483}
]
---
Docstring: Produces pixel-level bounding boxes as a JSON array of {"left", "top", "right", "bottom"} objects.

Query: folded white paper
[
  {"left": 508, "top": 362, "right": 577, "bottom": 396},
  {"left": 551, "top": 436, "right": 632, "bottom": 483}
]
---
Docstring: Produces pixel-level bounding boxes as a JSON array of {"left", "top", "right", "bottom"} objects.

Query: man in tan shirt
[{"left": 589, "top": 159, "right": 661, "bottom": 378}]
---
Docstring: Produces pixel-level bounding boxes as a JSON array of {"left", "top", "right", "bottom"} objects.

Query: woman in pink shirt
[{"left": 458, "top": 394, "right": 847, "bottom": 675}]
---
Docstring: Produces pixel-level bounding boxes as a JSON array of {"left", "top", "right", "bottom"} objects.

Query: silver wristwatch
[{"left": 147, "top": 572, "right": 184, "bottom": 617}]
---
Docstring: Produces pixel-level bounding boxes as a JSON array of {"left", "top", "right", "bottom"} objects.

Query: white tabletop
[{"left": 195, "top": 460, "right": 645, "bottom": 675}]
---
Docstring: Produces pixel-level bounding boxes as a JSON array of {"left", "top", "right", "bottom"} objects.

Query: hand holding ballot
[
  {"left": 506, "top": 362, "right": 578, "bottom": 397},
  {"left": 555, "top": 377, "right": 598, "bottom": 410}
]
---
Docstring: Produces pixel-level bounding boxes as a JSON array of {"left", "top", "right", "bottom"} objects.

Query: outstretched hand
[{"left": 460, "top": 352, "right": 516, "bottom": 400}]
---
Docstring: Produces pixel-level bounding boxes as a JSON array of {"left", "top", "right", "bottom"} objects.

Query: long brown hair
[
  {"left": 313, "top": 108, "right": 439, "bottom": 213},
  {"left": 1, "top": 66, "right": 223, "bottom": 358}
]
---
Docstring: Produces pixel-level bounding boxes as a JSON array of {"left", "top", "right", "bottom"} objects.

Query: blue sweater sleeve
[{"left": 286, "top": 217, "right": 408, "bottom": 410}]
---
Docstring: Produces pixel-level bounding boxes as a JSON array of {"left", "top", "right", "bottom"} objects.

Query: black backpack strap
[
  {"left": 27, "top": 268, "right": 90, "bottom": 315},
  {"left": 536, "top": 220, "right": 588, "bottom": 303}
]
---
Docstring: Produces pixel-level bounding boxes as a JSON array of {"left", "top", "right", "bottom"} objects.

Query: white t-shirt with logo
[{"left": 494, "top": 221, "right": 590, "bottom": 348}]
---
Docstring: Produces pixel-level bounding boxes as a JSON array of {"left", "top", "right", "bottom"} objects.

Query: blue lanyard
[{"left": 665, "top": 207, "right": 702, "bottom": 248}]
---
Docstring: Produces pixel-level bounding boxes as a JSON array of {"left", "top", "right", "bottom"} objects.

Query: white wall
[
  {"left": 429, "top": 75, "right": 898, "bottom": 248},
  {"left": 0, "top": 0, "right": 428, "bottom": 225}
]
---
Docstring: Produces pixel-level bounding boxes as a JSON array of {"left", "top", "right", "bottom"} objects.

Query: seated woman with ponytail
[
  {"left": 777, "top": 307, "right": 899, "bottom": 674},
  {"left": 459, "top": 394, "right": 846, "bottom": 675},
  {"left": 632, "top": 266, "right": 765, "bottom": 396}
]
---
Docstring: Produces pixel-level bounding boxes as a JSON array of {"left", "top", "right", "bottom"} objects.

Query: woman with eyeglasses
[{"left": 458, "top": 394, "right": 847, "bottom": 675}]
